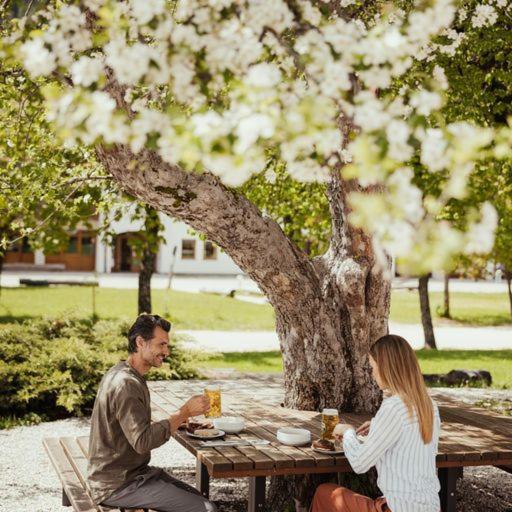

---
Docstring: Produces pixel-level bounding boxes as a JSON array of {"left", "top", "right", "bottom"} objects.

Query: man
[{"left": 87, "top": 314, "right": 216, "bottom": 512}]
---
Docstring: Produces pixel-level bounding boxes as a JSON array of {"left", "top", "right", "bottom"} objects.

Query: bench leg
[
  {"left": 196, "top": 459, "right": 210, "bottom": 499},
  {"left": 62, "top": 488, "right": 71, "bottom": 507},
  {"left": 248, "top": 476, "right": 266, "bottom": 512},
  {"left": 439, "top": 467, "right": 463, "bottom": 512}
]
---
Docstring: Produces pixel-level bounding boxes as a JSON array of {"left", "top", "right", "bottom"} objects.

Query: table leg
[
  {"left": 62, "top": 488, "right": 71, "bottom": 507},
  {"left": 248, "top": 476, "right": 266, "bottom": 512},
  {"left": 439, "top": 467, "right": 463, "bottom": 512},
  {"left": 196, "top": 459, "right": 210, "bottom": 499}
]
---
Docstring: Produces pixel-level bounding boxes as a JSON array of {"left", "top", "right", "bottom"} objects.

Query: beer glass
[
  {"left": 204, "top": 384, "right": 222, "bottom": 418},
  {"left": 321, "top": 408, "right": 339, "bottom": 440}
]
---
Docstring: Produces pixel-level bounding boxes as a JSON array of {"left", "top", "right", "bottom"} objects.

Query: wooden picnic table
[{"left": 148, "top": 381, "right": 512, "bottom": 512}]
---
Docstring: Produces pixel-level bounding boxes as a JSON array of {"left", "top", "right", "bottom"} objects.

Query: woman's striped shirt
[{"left": 343, "top": 395, "right": 441, "bottom": 512}]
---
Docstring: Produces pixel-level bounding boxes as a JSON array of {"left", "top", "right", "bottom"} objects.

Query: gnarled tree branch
[{"left": 96, "top": 143, "right": 321, "bottom": 317}]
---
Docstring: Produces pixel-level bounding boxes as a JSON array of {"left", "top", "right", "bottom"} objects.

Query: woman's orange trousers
[{"left": 310, "top": 483, "right": 389, "bottom": 512}]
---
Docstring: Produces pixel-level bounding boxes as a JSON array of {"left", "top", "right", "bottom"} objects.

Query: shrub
[{"left": 0, "top": 316, "right": 201, "bottom": 423}]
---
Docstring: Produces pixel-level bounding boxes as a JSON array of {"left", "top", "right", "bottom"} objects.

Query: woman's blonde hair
[{"left": 370, "top": 334, "right": 434, "bottom": 444}]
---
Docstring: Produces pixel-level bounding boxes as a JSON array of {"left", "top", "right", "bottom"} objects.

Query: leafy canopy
[{"left": 1, "top": 0, "right": 511, "bottom": 271}]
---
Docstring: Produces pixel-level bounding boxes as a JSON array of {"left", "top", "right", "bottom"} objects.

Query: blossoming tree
[{"left": 3, "top": 0, "right": 511, "bottom": 417}]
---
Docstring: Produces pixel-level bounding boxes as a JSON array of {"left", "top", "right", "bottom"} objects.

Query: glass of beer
[
  {"left": 204, "top": 384, "right": 222, "bottom": 418},
  {"left": 321, "top": 408, "right": 339, "bottom": 440}
]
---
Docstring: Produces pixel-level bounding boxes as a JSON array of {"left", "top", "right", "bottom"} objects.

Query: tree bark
[
  {"left": 442, "top": 272, "right": 451, "bottom": 318},
  {"left": 419, "top": 274, "right": 437, "bottom": 349}
]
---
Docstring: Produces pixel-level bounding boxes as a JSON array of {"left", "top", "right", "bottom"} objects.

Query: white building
[{"left": 5, "top": 212, "right": 241, "bottom": 275}]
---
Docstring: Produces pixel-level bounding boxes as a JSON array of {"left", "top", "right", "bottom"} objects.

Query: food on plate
[
  {"left": 186, "top": 420, "right": 213, "bottom": 433},
  {"left": 193, "top": 428, "right": 221, "bottom": 438},
  {"left": 312, "top": 439, "right": 335, "bottom": 451}
]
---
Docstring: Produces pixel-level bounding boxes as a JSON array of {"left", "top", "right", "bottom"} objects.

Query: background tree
[
  {"left": 418, "top": 274, "right": 437, "bottom": 349},
  {"left": 128, "top": 204, "right": 165, "bottom": 314},
  {"left": 0, "top": 58, "right": 113, "bottom": 278}
]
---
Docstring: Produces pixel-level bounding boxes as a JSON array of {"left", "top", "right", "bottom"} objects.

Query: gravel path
[
  {"left": 1, "top": 386, "right": 510, "bottom": 512},
  {"left": 0, "top": 417, "right": 196, "bottom": 512}
]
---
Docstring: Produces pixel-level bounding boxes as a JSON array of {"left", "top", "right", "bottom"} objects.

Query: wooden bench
[{"left": 43, "top": 437, "right": 147, "bottom": 512}]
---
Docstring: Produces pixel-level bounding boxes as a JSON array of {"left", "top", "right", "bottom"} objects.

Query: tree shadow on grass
[
  {"left": 416, "top": 349, "right": 512, "bottom": 361},
  {"left": 440, "top": 314, "right": 512, "bottom": 327},
  {"left": 0, "top": 314, "right": 36, "bottom": 324}
]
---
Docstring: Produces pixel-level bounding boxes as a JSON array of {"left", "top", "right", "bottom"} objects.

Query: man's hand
[
  {"left": 356, "top": 421, "right": 371, "bottom": 436},
  {"left": 333, "top": 423, "right": 355, "bottom": 441},
  {"left": 169, "top": 394, "right": 210, "bottom": 434},
  {"left": 181, "top": 394, "right": 210, "bottom": 418}
]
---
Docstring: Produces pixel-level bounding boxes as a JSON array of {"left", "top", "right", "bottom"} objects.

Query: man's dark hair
[{"left": 127, "top": 314, "right": 171, "bottom": 353}]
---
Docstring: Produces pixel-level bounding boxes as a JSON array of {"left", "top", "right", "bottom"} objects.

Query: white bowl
[
  {"left": 277, "top": 427, "right": 311, "bottom": 446},
  {"left": 213, "top": 416, "right": 245, "bottom": 434}
]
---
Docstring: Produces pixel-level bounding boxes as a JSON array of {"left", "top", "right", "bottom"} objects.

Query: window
[
  {"left": 81, "top": 236, "right": 95, "bottom": 256},
  {"left": 204, "top": 240, "right": 217, "bottom": 260},
  {"left": 181, "top": 239, "right": 196, "bottom": 259},
  {"left": 67, "top": 236, "right": 79, "bottom": 254},
  {"left": 21, "top": 238, "right": 32, "bottom": 253}
]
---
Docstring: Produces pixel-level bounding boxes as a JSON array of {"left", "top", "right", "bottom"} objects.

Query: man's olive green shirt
[{"left": 87, "top": 361, "right": 171, "bottom": 504}]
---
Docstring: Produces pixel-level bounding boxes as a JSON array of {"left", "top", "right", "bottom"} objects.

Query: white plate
[
  {"left": 312, "top": 447, "right": 344, "bottom": 455},
  {"left": 186, "top": 429, "right": 226, "bottom": 440}
]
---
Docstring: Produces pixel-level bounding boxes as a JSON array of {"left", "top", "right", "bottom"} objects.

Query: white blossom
[
  {"left": 265, "top": 168, "right": 277, "bottom": 184},
  {"left": 471, "top": 5, "right": 498, "bottom": 28},
  {"left": 420, "top": 128, "right": 449, "bottom": 172},
  {"left": 433, "top": 65, "right": 448, "bottom": 90},
  {"left": 410, "top": 89, "right": 442, "bottom": 116},
  {"left": 246, "top": 63, "right": 281, "bottom": 88},
  {"left": 235, "top": 113, "right": 275, "bottom": 153},
  {"left": 129, "top": 0, "right": 166, "bottom": 25},
  {"left": 353, "top": 92, "right": 391, "bottom": 131},
  {"left": 386, "top": 121, "right": 413, "bottom": 161},
  {"left": 20, "top": 38, "right": 56, "bottom": 77},
  {"left": 70, "top": 56, "right": 103, "bottom": 87},
  {"left": 105, "top": 40, "right": 151, "bottom": 85},
  {"left": 465, "top": 203, "right": 498, "bottom": 253}
]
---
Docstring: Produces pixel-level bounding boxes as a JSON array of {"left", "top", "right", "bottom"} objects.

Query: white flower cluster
[
  {"left": 471, "top": 4, "right": 498, "bottom": 28},
  {"left": 12, "top": 0, "right": 510, "bottom": 271},
  {"left": 20, "top": 5, "right": 92, "bottom": 78}
]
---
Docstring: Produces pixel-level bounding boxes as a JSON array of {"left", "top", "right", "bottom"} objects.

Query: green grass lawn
[
  {"left": 202, "top": 350, "right": 512, "bottom": 389},
  {"left": 391, "top": 290, "right": 511, "bottom": 326},
  {"left": 0, "top": 286, "right": 510, "bottom": 329},
  {"left": 0, "top": 286, "right": 276, "bottom": 330}
]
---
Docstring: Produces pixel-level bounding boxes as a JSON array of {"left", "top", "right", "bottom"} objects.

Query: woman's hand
[
  {"left": 333, "top": 423, "right": 355, "bottom": 440},
  {"left": 356, "top": 420, "right": 371, "bottom": 436}
]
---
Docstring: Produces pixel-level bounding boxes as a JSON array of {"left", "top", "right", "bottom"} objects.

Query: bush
[{"left": 0, "top": 316, "right": 201, "bottom": 423}]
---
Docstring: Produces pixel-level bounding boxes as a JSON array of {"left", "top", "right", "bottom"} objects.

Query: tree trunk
[
  {"left": 505, "top": 270, "right": 512, "bottom": 317},
  {"left": 137, "top": 206, "right": 160, "bottom": 315},
  {"left": 442, "top": 272, "right": 450, "bottom": 318},
  {"left": 96, "top": 118, "right": 391, "bottom": 509},
  {"left": 137, "top": 245, "right": 154, "bottom": 314},
  {"left": 0, "top": 250, "right": 4, "bottom": 301},
  {"left": 419, "top": 274, "right": 437, "bottom": 349}
]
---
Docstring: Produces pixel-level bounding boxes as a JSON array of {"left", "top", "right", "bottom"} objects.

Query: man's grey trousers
[{"left": 101, "top": 468, "right": 217, "bottom": 512}]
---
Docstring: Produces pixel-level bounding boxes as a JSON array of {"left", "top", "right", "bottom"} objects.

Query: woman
[{"left": 311, "top": 334, "right": 440, "bottom": 512}]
